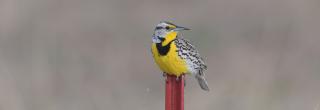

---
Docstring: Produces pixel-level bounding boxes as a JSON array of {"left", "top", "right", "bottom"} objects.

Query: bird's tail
[{"left": 195, "top": 72, "right": 210, "bottom": 91}]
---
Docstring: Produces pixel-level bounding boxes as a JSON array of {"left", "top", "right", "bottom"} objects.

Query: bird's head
[{"left": 152, "top": 21, "right": 190, "bottom": 45}]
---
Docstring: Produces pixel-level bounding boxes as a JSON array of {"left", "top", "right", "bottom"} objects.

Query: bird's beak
[{"left": 173, "top": 26, "right": 190, "bottom": 31}]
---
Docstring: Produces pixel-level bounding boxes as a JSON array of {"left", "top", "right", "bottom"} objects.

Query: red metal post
[{"left": 165, "top": 74, "right": 184, "bottom": 110}]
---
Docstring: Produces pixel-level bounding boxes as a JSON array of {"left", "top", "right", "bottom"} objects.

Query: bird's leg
[
  {"left": 162, "top": 72, "right": 167, "bottom": 81},
  {"left": 184, "top": 77, "right": 186, "bottom": 87},
  {"left": 176, "top": 76, "right": 179, "bottom": 81}
]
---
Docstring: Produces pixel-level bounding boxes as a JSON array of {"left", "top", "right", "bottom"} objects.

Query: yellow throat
[
  {"left": 151, "top": 31, "right": 189, "bottom": 76},
  {"left": 162, "top": 31, "right": 177, "bottom": 46}
]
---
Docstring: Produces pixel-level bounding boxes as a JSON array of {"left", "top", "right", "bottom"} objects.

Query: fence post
[{"left": 165, "top": 74, "right": 184, "bottom": 110}]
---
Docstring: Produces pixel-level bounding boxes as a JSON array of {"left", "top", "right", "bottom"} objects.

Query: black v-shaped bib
[{"left": 156, "top": 40, "right": 174, "bottom": 56}]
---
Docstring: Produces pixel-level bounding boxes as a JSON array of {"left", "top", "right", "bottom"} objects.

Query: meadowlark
[{"left": 151, "top": 21, "right": 209, "bottom": 91}]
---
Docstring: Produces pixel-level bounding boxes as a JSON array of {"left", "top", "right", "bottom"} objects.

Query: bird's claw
[{"left": 162, "top": 73, "right": 167, "bottom": 81}]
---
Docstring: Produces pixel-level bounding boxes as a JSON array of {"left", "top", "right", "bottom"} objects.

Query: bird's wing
[
  {"left": 174, "top": 38, "right": 207, "bottom": 71},
  {"left": 175, "top": 38, "right": 209, "bottom": 91}
]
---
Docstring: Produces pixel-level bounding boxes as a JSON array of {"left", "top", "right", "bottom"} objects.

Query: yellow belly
[{"left": 152, "top": 42, "right": 188, "bottom": 76}]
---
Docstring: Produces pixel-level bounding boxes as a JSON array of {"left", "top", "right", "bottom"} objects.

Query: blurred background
[{"left": 1, "top": 0, "right": 320, "bottom": 110}]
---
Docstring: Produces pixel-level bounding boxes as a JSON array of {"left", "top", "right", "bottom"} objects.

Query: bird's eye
[{"left": 165, "top": 26, "right": 170, "bottom": 30}]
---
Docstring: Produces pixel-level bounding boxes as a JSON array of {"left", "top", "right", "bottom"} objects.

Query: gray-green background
[{"left": 1, "top": 0, "right": 320, "bottom": 110}]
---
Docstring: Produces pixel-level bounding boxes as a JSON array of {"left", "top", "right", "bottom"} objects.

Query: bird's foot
[
  {"left": 162, "top": 73, "right": 167, "bottom": 81},
  {"left": 176, "top": 76, "right": 180, "bottom": 81}
]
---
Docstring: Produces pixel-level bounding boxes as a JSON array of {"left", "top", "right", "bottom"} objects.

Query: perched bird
[{"left": 151, "top": 21, "right": 209, "bottom": 91}]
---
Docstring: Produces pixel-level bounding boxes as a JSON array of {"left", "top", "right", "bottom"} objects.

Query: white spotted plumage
[{"left": 174, "top": 37, "right": 209, "bottom": 91}]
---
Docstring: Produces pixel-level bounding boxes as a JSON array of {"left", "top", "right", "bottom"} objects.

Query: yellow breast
[{"left": 151, "top": 42, "right": 189, "bottom": 76}]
